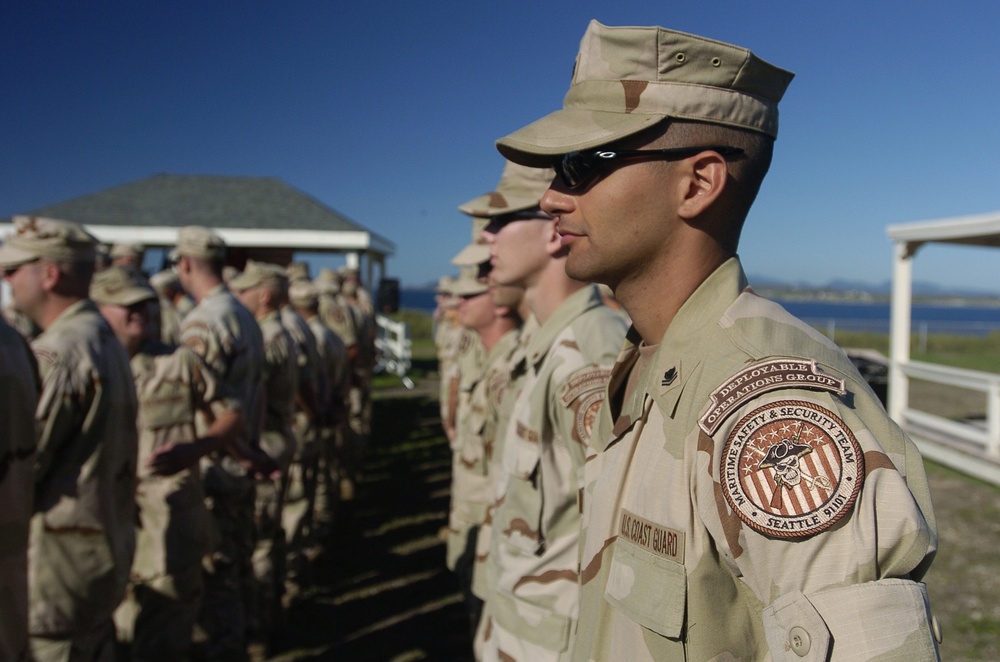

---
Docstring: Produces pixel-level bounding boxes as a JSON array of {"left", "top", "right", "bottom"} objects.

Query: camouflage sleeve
[
  {"left": 31, "top": 348, "right": 90, "bottom": 489},
  {"left": 177, "top": 345, "right": 241, "bottom": 420},
  {"left": 180, "top": 319, "right": 227, "bottom": 379},
  {"left": 702, "top": 375, "right": 938, "bottom": 659}
]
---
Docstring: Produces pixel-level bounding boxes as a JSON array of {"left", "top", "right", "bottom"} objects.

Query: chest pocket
[
  {"left": 498, "top": 420, "right": 544, "bottom": 554},
  {"left": 141, "top": 386, "right": 194, "bottom": 430},
  {"left": 605, "top": 537, "right": 687, "bottom": 639}
]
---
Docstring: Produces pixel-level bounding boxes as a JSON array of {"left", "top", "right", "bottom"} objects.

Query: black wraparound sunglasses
[{"left": 553, "top": 145, "right": 744, "bottom": 191}]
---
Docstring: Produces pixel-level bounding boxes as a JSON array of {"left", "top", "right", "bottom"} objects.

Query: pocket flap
[{"left": 605, "top": 538, "right": 687, "bottom": 638}]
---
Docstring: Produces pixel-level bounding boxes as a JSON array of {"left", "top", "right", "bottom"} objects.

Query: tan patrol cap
[
  {"left": 0, "top": 216, "right": 98, "bottom": 267},
  {"left": 286, "top": 262, "right": 310, "bottom": 282},
  {"left": 458, "top": 161, "right": 556, "bottom": 217},
  {"left": 450, "top": 265, "right": 489, "bottom": 297},
  {"left": 109, "top": 242, "right": 145, "bottom": 260},
  {"left": 451, "top": 241, "right": 490, "bottom": 267},
  {"left": 90, "top": 265, "right": 157, "bottom": 307},
  {"left": 314, "top": 267, "right": 341, "bottom": 295},
  {"left": 288, "top": 279, "right": 319, "bottom": 307},
  {"left": 497, "top": 21, "right": 794, "bottom": 166},
  {"left": 149, "top": 268, "right": 180, "bottom": 293},
  {"left": 228, "top": 260, "right": 288, "bottom": 292},
  {"left": 176, "top": 226, "right": 227, "bottom": 260}
]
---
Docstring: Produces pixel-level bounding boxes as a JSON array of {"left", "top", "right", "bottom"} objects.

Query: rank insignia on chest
[{"left": 719, "top": 399, "right": 864, "bottom": 539}]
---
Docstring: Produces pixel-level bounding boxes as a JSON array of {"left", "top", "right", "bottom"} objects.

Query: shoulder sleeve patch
[
  {"left": 699, "top": 359, "right": 845, "bottom": 435},
  {"left": 720, "top": 399, "right": 864, "bottom": 539}
]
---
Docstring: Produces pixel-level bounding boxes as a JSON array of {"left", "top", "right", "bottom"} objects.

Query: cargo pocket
[
  {"left": 605, "top": 538, "right": 687, "bottom": 639},
  {"left": 492, "top": 588, "right": 572, "bottom": 652},
  {"left": 497, "top": 434, "right": 543, "bottom": 555}
]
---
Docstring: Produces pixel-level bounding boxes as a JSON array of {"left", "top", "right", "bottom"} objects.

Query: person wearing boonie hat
[
  {"left": 0, "top": 218, "right": 139, "bottom": 660},
  {"left": 172, "top": 227, "right": 265, "bottom": 658},
  {"left": 467, "top": 154, "right": 626, "bottom": 662},
  {"left": 497, "top": 21, "right": 940, "bottom": 661},
  {"left": 90, "top": 265, "right": 253, "bottom": 660}
]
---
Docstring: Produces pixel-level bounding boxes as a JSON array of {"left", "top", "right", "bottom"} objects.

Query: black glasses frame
[{"left": 554, "top": 145, "right": 744, "bottom": 191}]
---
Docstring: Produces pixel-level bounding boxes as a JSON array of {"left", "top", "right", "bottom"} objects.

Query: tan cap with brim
[
  {"left": 90, "top": 265, "right": 157, "bottom": 306},
  {"left": 451, "top": 241, "right": 490, "bottom": 267},
  {"left": 289, "top": 279, "right": 319, "bottom": 307},
  {"left": 0, "top": 216, "right": 97, "bottom": 267},
  {"left": 176, "top": 226, "right": 227, "bottom": 260},
  {"left": 450, "top": 266, "right": 489, "bottom": 297},
  {"left": 496, "top": 21, "right": 794, "bottom": 166},
  {"left": 228, "top": 260, "right": 288, "bottom": 292},
  {"left": 458, "top": 161, "right": 556, "bottom": 217}
]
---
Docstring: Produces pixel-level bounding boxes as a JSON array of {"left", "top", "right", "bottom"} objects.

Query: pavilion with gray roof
[{"left": 1, "top": 173, "right": 394, "bottom": 285}]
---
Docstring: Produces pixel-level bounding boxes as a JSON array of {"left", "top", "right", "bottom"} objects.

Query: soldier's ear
[{"left": 39, "top": 261, "right": 61, "bottom": 292}]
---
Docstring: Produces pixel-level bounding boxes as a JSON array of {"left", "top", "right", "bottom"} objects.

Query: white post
[
  {"left": 888, "top": 241, "right": 916, "bottom": 422},
  {"left": 989, "top": 381, "right": 1000, "bottom": 458}
]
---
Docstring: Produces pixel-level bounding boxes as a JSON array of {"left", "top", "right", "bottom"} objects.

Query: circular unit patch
[{"left": 721, "top": 400, "right": 864, "bottom": 538}]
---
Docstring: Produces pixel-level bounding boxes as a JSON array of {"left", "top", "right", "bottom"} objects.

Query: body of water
[{"left": 399, "top": 289, "right": 1000, "bottom": 336}]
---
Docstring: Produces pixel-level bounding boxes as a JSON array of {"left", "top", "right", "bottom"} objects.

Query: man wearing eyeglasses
[
  {"left": 473, "top": 161, "right": 627, "bottom": 662},
  {"left": 496, "top": 21, "right": 940, "bottom": 662},
  {"left": 0, "top": 216, "right": 139, "bottom": 662}
]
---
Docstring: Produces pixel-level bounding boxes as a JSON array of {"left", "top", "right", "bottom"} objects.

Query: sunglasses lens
[{"left": 557, "top": 152, "right": 594, "bottom": 189}]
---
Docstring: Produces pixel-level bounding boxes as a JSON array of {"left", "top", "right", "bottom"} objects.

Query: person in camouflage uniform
[
  {"left": 0, "top": 312, "right": 38, "bottom": 662},
  {"left": 91, "top": 266, "right": 261, "bottom": 662},
  {"left": 0, "top": 217, "right": 139, "bottom": 662},
  {"left": 497, "top": 20, "right": 940, "bottom": 661},
  {"left": 474, "top": 161, "right": 627, "bottom": 661},
  {"left": 174, "top": 226, "right": 265, "bottom": 661},
  {"left": 231, "top": 261, "right": 299, "bottom": 651},
  {"left": 446, "top": 249, "right": 525, "bottom": 645},
  {"left": 289, "top": 279, "right": 350, "bottom": 545}
]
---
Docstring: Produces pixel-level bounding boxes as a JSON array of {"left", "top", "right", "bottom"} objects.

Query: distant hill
[{"left": 400, "top": 276, "right": 1000, "bottom": 305}]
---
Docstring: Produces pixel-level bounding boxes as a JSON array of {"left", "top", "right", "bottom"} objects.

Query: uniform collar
[
  {"left": 603, "top": 258, "right": 748, "bottom": 447},
  {"left": 525, "top": 284, "right": 603, "bottom": 370}
]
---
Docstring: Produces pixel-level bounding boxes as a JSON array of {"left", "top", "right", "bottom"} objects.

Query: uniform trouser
[
  {"left": 198, "top": 462, "right": 255, "bottom": 662},
  {"left": 313, "top": 427, "right": 341, "bottom": 535},
  {"left": 251, "top": 475, "right": 287, "bottom": 643},
  {"left": 455, "top": 525, "right": 484, "bottom": 643},
  {"left": 282, "top": 438, "right": 321, "bottom": 582},
  {"left": 113, "top": 563, "right": 204, "bottom": 662},
  {"left": 30, "top": 620, "right": 114, "bottom": 662}
]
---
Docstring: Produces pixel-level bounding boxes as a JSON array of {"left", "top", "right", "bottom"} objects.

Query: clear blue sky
[{"left": 4, "top": 1, "right": 1000, "bottom": 292}]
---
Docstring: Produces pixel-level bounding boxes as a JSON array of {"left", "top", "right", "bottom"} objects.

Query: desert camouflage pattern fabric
[
  {"left": 318, "top": 292, "right": 358, "bottom": 347},
  {"left": 446, "top": 331, "right": 490, "bottom": 570},
  {"left": 0, "top": 318, "right": 37, "bottom": 661},
  {"left": 471, "top": 316, "right": 538, "bottom": 604},
  {"left": 575, "top": 258, "right": 939, "bottom": 661},
  {"left": 258, "top": 311, "right": 299, "bottom": 470},
  {"left": 496, "top": 21, "right": 794, "bottom": 166},
  {"left": 113, "top": 341, "right": 239, "bottom": 658},
  {"left": 481, "top": 286, "right": 626, "bottom": 661},
  {"left": 180, "top": 284, "right": 263, "bottom": 659},
  {"left": 28, "top": 300, "right": 139, "bottom": 638}
]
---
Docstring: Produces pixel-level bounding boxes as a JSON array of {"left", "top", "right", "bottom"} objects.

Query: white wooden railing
[
  {"left": 898, "top": 359, "right": 1000, "bottom": 460},
  {"left": 375, "top": 314, "right": 414, "bottom": 389}
]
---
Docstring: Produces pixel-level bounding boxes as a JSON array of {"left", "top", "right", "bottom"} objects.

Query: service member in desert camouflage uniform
[
  {"left": 0, "top": 312, "right": 38, "bottom": 662},
  {"left": 289, "top": 278, "right": 350, "bottom": 544},
  {"left": 475, "top": 160, "right": 627, "bottom": 661},
  {"left": 0, "top": 217, "right": 139, "bottom": 662},
  {"left": 231, "top": 261, "right": 299, "bottom": 649},
  {"left": 92, "top": 266, "right": 259, "bottom": 662},
  {"left": 174, "top": 226, "right": 265, "bottom": 660},
  {"left": 498, "top": 20, "right": 940, "bottom": 661}
]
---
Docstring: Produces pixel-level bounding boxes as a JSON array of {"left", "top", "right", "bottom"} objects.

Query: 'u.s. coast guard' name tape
[{"left": 699, "top": 359, "right": 845, "bottom": 435}]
